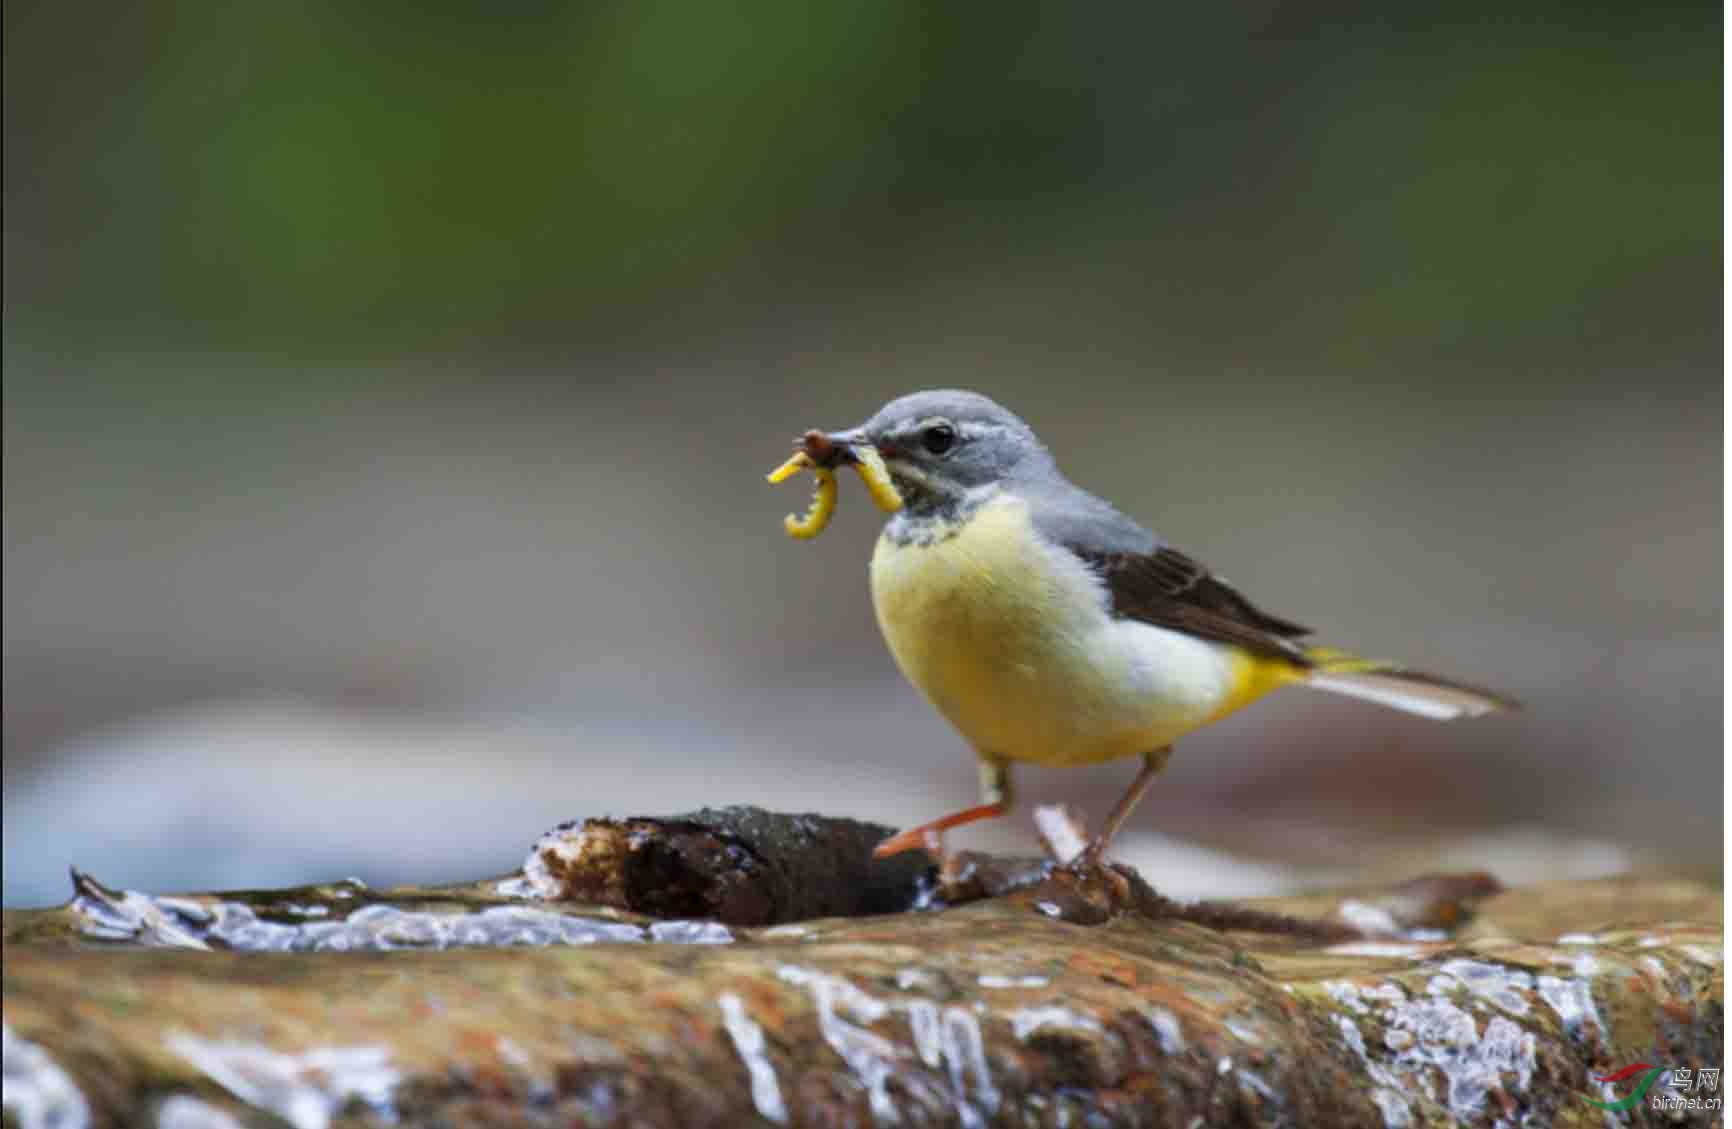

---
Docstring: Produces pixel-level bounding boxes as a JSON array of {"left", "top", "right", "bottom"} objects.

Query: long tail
[{"left": 1302, "top": 647, "right": 1519, "bottom": 720}]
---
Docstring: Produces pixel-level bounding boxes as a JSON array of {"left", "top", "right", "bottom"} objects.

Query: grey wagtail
[{"left": 780, "top": 389, "right": 1517, "bottom": 865}]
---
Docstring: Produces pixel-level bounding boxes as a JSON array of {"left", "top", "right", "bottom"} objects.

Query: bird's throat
[{"left": 880, "top": 482, "right": 997, "bottom": 546}]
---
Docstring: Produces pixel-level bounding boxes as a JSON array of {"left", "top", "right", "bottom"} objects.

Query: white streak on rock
[
  {"left": 1009, "top": 1006, "right": 1102, "bottom": 1041},
  {"left": 906, "top": 1000, "right": 943, "bottom": 1068},
  {"left": 1432, "top": 959, "right": 1533, "bottom": 1015},
  {"left": 1535, "top": 975, "right": 1604, "bottom": 1037},
  {"left": 941, "top": 1004, "right": 999, "bottom": 1116},
  {"left": 155, "top": 1095, "right": 245, "bottom": 1129},
  {"left": 3, "top": 1022, "right": 91, "bottom": 1129},
  {"left": 1324, "top": 981, "right": 1369, "bottom": 1014},
  {"left": 777, "top": 967, "right": 900, "bottom": 1122},
  {"left": 1336, "top": 900, "right": 1401, "bottom": 937},
  {"left": 1143, "top": 1006, "right": 1185, "bottom": 1054},
  {"left": 716, "top": 993, "right": 786, "bottom": 1125},
  {"left": 977, "top": 974, "right": 1049, "bottom": 989},
  {"left": 165, "top": 1033, "right": 398, "bottom": 1129}
]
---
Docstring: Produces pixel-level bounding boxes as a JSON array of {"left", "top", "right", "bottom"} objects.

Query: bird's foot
[
  {"left": 1057, "top": 835, "right": 1128, "bottom": 893},
  {"left": 1029, "top": 803, "right": 1117, "bottom": 874},
  {"left": 1066, "top": 839, "right": 1111, "bottom": 872}
]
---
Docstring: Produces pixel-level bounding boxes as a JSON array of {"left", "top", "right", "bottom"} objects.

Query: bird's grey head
[{"left": 829, "top": 389, "right": 1054, "bottom": 523}]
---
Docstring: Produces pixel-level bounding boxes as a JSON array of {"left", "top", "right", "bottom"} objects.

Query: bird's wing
[
  {"left": 1022, "top": 480, "right": 1313, "bottom": 662},
  {"left": 1067, "top": 544, "right": 1315, "bottom": 663}
]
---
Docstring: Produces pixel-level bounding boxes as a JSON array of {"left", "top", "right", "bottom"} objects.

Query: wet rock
[
  {"left": 513, "top": 807, "right": 931, "bottom": 925},
  {"left": 1, "top": 808, "right": 1721, "bottom": 1128}
]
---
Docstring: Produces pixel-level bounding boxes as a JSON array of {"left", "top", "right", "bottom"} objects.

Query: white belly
[{"left": 869, "top": 495, "right": 1238, "bottom": 766}]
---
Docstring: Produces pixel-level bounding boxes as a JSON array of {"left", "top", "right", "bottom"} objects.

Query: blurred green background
[{"left": 3, "top": 1, "right": 1719, "bottom": 905}]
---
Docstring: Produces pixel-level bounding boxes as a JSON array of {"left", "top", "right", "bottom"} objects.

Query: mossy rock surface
[{"left": 2, "top": 808, "right": 1721, "bottom": 1128}]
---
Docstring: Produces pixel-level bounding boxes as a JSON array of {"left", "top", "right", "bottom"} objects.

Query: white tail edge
[{"left": 1306, "top": 670, "right": 1512, "bottom": 720}]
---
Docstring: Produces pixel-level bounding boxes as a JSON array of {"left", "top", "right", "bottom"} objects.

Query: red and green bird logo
[{"left": 1585, "top": 1063, "right": 1665, "bottom": 1111}]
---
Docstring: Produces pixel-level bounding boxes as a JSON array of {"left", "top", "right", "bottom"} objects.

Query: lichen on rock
[{"left": 1, "top": 807, "right": 1721, "bottom": 1127}]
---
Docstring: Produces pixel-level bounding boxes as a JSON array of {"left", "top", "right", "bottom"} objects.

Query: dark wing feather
[
  {"left": 1074, "top": 544, "right": 1315, "bottom": 664},
  {"left": 1018, "top": 475, "right": 1314, "bottom": 664}
]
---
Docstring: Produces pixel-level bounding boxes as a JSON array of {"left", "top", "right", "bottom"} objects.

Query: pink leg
[
  {"left": 1076, "top": 748, "right": 1170, "bottom": 867},
  {"left": 871, "top": 802, "right": 1008, "bottom": 859},
  {"left": 873, "top": 759, "right": 1012, "bottom": 860}
]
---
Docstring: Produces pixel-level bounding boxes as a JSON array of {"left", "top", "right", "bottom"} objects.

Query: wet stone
[
  {"left": 1, "top": 809, "right": 1721, "bottom": 1127},
  {"left": 63, "top": 870, "right": 668, "bottom": 953}
]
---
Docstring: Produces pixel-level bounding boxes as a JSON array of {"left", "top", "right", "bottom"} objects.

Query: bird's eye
[{"left": 922, "top": 422, "right": 958, "bottom": 455}]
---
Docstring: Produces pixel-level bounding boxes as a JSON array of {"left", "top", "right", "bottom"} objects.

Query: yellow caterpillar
[{"left": 767, "top": 443, "right": 900, "bottom": 539}]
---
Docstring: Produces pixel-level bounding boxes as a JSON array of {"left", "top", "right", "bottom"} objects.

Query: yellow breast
[
  {"left": 869, "top": 495, "right": 1297, "bottom": 766},
  {"left": 871, "top": 497, "right": 1157, "bottom": 764}
]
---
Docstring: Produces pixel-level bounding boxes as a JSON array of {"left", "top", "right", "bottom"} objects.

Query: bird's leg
[
  {"left": 1074, "top": 747, "right": 1171, "bottom": 868},
  {"left": 873, "top": 760, "right": 1011, "bottom": 861}
]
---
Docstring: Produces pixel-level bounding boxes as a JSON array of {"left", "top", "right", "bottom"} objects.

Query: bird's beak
[{"left": 799, "top": 427, "right": 870, "bottom": 468}]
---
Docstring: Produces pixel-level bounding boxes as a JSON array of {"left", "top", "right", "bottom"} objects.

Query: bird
[{"left": 796, "top": 389, "right": 1518, "bottom": 867}]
